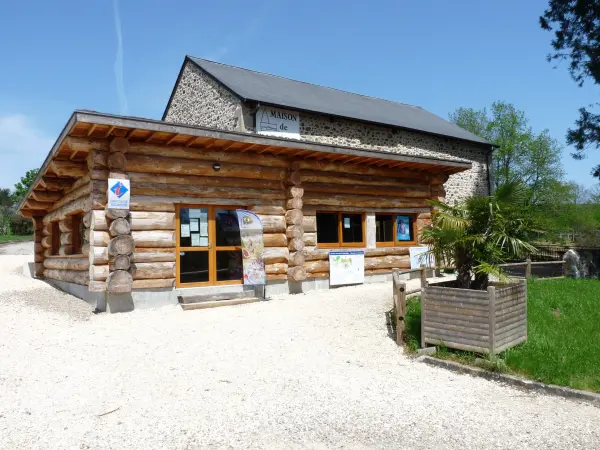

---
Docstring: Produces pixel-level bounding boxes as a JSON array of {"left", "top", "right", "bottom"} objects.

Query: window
[
  {"left": 375, "top": 214, "right": 417, "bottom": 246},
  {"left": 51, "top": 221, "right": 60, "bottom": 255},
  {"left": 316, "top": 212, "right": 364, "bottom": 248},
  {"left": 71, "top": 213, "right": 84, "bottom": 254}
]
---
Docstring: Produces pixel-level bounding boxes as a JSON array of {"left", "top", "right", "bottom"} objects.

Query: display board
[
  {"left": 236, "top": 210, "right": 266, "bottom": 285},
  {"left": 329, "top": 251, "right": 364, "bottom": 286},
  {"left": 409, "top": 246, "right": 435, "bottom": 269},
  {"left": 107, "top": 178, "right": 130, "bottom": 209},
  {"left": 256, "top": 106, "right": 300, "bottom": 138}
]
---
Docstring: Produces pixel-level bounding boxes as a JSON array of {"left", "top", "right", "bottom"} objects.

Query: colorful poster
[
  {"left": 329, "top": 251, "right": 364, "bottom": 286},
  {"left": 107, "top": 178, "right": 130, "bottom": 209},
  {"left": 396, "top": 215, "right": 412, "bottom": 241},
  {"left": 236, "top": 210, "right": 266, "bottom": 285}
]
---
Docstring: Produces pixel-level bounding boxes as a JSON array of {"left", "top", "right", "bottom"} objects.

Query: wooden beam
[
  {"left": 49, "top": 160, "right": 87, "bottom": 177},
  {"left": 39, "top": 177, "right": 73, "bottom": 191},
  {"left": 165, "top": 134, "right": 180, "bottom": 146},
  {"left": 185, "top": 136, "right": 198, "bottom": 147},
  {"left": 257, "top": 146, "right": 275, "bottom": 154},
  {"left": 145, "top": 131, "right": 158, "bottom": 143},
  {"left": 104, "top": 125, "right": 115, "bottom": 138},
  {"left": 31, "top": 190, "right": 62, "bottom": 203},
  {"left": 86, "top": 124, "right": 97, "bottom": 137},
  {"left": 25, "top": 199, "right": 54, "bottom": 210}
]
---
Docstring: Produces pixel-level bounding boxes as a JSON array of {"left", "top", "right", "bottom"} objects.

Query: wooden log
[
  {"left": 129, "top": 211, "right": 175, "bottom": 231},
  {"left": 34, "top": 253, "right": 44, "bottom": 263},
  {"left": 287, "top": 266, "right": 307, "bottom": 281},
  {"left": 300, "top": 170, "right": 433, "bottom": 188},
  {"left": 107, "top": 151, "right": 127, "bottom": 170},
  {"left": 265, "top": 263, "right": 289, "bottom": 274},
  {"left": 286, "top": 225, "right": 304, "bottom": 239},
  {"left": 285, "top": 197, "right": 303, "bottom": 210},
  {"left": 34, "top": 263, "right": 45, "bottom": 277},
  {"left": 81, "top": 243, "right": 90, "bottom": 257},
  {"left": 263, "top": 233, "right": 287, "bottom": 247},
  {"left": 43, "top": 196, "right": 90, "bottom": 224},
  {"left": 108, "top": 235, "right": 135, "bottom": 256},
  {"left": 109, "top": 217, "right": 131, "bottom": 236},
  {"left": 60, "top": 232, "right": 73, "bottom": 245},
  {"left": 65, "top": 174, "right": 91, "bottom": 195},
  {"left": 109, "top": 170, "right": 128, "bottom": 180},
  {"left": 90, "top": 246, "right": 109, "bottom": 265},
  {"left": 304, "top": 260, "right": 330, "bottom": 273},
  {"left": 262, "top": 247, "right": 289, "bottom": 264},
  {"left": 88, "top": 280, "right": 106, "bottom": 292},
  {"left": 302, "top": 232, "right": 316, "bottom": 246},
  {"left": 105, "top": 208, "right": 129, "bottom": 220},
  {"left": 131, "top": 182, "right": 283, "bottom": 201},
  {"left": 288, "top": 169, "right": 301, "bottom": 186},
  {"left": 43, "top": 269, "right": 89, "bottom": 285},
  {"left": 285, "top": 209, "right": 303, "bottom": 225},
  {"left": 84, "top": 210, "right": 109, "bottom": 231},
  {"left": 266, "top": 274, "right": 288, "bottom": 281},
  {"left": 131, "top": 248, "right": 176, "bottom": 263},
  {"left": 34, "top": 242, "right": 44, "bottom": 253},
  {"left": 39, "top": 177, "right": 73, "bottom": 191},
  {"left": 109, "top": 137, "right": 130, "bottom": 154},
  {"left": 25, "top": 199, "right": 53, "bottom": 210},
  {"left": 109, "top": 255, "right": 131, "bottom": 271},
  {"left": 131, "top": 230, "right": 174, "bottom": 248},
  {"left": 20, "top": 210, "right": 34, "bottom": 218},
  {"left": 43, "top": 257, "right": 91, "bottom": 271},
  {"left": 59, "top": 245, "right": 73, "bottom": 256},
  {"left": 303, "top": 193, "right": 428, "bottom": 209},
  {"left": 90, "top": 168, "right": 110, "bottom": 180},
  {"left": 107, "top": 270, "right": 132, "bottom": 293},
  {"left": 307, "top": 272, "right": 329, "bottom": 279},
  {"left": 247, "top": 205, "right": 286, "bottom": 215},
  {"left": 364, "top": 247, "right": 410, "bottom": 257},
  {"left": 132, "top": 278, "right": 175, "bottom": 289},
  {"left": 297, "top": 159, "right": 437, "bottom": 180},
  {"left": 49, "top": 160, "right": 87, "bottom": 178},
  {"left": 89, "top": 264, "right": 110, "bottom": 281},
  {"left": 303, "top": 182, "right": 430, "bottom": 198},
  {"left": 64, "top": 136, "right": 109, "bottom": 153},
  {"left": 128, "top": 171, "right": 284, "bottom": 191},
  {"left": 31, "top": 190, "right": 62, "bottom": 203},
  {"left": 128, "top": 196, "right": 268, "bottom": 212},
  {"left": 131, "top": 262, "right": 176, "bottom": 280},
  {"left": 42, "top": 224, "right": 52, "bottom": 236},
  {"left": 51, "top": 182, "right": 92, "bottom": 212},
  {"left": 303, "top": 249, "right": 330, "bottom": 261},
  {"left": 87, "top": 149, "right": 108, "bottom": 169},
  {"left": 365, "top": 269, "right": 394, "bottom": 275},
  {"left": 364, "top": 255, "right": 410, "bottom": 270},
  {"left": 287, "top": 186, "right": 304, "bottom": 198},
  {"left": 256, "top": 215, "right": 286, "bottom": 233},
  {"left": 288, "top": 237, "right": 305, "bottom": 252},
  {"left": 41, "top": 236, "right": 52, "bottom": 249},
  {"left": 58, "top": 219, "right": 73, "bottom": 233},
  {"left": 302, "top": 216, "right": 316, "bottom": 232},
  {"left": 85, "top": 230, "right": 111, "bottom": 247},
  {"left": 43, "top": 248, "right": 53, "bottom": 258},
  {"left": 288, "top": 251, "right": 305, "bottom": 267},
  {"left": 125, "top": 154, "right": 287, "bottom": 181}
]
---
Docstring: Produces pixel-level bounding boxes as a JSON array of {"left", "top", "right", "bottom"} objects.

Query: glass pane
[
  {"left": 180, "top": 207, "right": 208, "bottom": 247},
  {"left": 341, "top": 213, "right": 363, "bottom": 244},
  {"left": 179, "top": 251, "right": 209, "bottom": 284},
  {"left": 396, "top": 215, "right": 414, "bottom": 242},
  {"left": 215, "top": 209, "right": 241, "bottom": 247},
  {"left": 216, "top": 250, "right": 243, "bottom": 281},
  {"left": 376, "top": 214, "right": 394, "bottom": 243},
  {"left": 316, "top": 213, "right": 339, "bottom": 244}
]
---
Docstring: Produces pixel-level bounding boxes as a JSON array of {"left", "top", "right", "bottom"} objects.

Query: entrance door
[{"left": 176, "top": 205, "right": 244, "bottom": 287}]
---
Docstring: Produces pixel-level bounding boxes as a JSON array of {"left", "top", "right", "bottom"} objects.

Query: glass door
[{"left": 176, "top": 205, "right": 243, "bottom": 287}]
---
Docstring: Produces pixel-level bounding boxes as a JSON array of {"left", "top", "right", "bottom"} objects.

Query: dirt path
[
  {"left": 0, "top": 254, "right": 598, "bottom": 449},
  {"left": 0, "top": 240, "right": 33, "bottom": 255}
]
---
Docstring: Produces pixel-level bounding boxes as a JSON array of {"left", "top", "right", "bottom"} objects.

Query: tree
[
  {"left": 421, "top": 182, "right": 537, "bottom": 290},
  {"left": 12, "top": 168, "right": 38, "bottom": 204},
  {"left": 0, "top": 188, "right": 13, "bottom": 235},
  {"left": 450, "top": 102, "right": 565, "bottom": 204},
  {"left": 540, "top": 1, "right": 600, "bottom": 177}
]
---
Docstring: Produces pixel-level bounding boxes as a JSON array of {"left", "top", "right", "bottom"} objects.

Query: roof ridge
[{"left": 188, "top": 56, "right": 424, "bottom": 110}]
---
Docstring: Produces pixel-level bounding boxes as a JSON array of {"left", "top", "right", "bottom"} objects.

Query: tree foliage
[
  {"left": 12, "top": 168, "right": 38, "bottom": 204},
  {"left": 450, "top": 101, "right": 565, "bottom": 204},
  {"left": 540, "top": 0, "right": 600, "bottom": 177},
  {"left": 421, "top": 182, "right": 537, "bottom": 290}
]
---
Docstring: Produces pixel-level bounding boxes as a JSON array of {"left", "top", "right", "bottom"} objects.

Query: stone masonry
[{"left": 164, "top": 60, "right": 490, "bottom": 204}]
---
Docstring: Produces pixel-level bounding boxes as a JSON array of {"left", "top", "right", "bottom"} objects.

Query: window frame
[
  {"left": 51, "top": 221, "right": 60, "bottom": 255},
  {"left": 316, "top": 211, "right": 366, "bottom": 249},
  {"left": 375, "top": 213, "right": 418, "bottom": 247},
  {"left": 71, "top": 213, "right": 84, "bottom": 255}
]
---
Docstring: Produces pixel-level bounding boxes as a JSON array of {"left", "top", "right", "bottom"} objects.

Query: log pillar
[
  {"left": 32, "top": 216, "right": 45, "bottom": 278},
  {"left": 286, "top": 162, "right": 307, "bottom": 282}
]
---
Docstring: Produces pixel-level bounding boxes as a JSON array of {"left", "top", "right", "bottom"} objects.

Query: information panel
[{"left": 329, "top": 251, "right": 364, "bottom": 286}]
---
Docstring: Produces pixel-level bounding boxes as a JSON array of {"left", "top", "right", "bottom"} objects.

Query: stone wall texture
[
  {"left": 163, "top": 62, "right": 490, "bottom": 203},
  {"left": 164, "top": 61, "right": 240, "bottom": 130}
]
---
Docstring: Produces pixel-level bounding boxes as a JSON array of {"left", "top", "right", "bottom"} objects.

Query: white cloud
[{"left": 0, "top": 114, "right": 54, "bottom": 190}]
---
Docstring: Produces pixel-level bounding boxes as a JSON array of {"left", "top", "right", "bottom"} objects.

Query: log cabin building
[{"left": 17, "top": 56, "right": 493, "bottom": 311}]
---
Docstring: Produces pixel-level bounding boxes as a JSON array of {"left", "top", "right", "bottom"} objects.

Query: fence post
[
  {"left": 420, "top": 263, "right": 427, "bottom": 290},
  {"left": 420, "top": 268, "right": 428, "bottom": 349},
  {"left": 392, "top": 269, "right": 407, "bottom": 345},
  {"left": 525, "top": 258, "right": 532, "bottom": 279},
  {"left": 488, "top": 285, "right": 496, "bottom": 355}
]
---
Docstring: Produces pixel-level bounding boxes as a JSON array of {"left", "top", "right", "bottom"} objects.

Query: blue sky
[{"left": 0, "top": 0, "right": 597, "bottom": 189}]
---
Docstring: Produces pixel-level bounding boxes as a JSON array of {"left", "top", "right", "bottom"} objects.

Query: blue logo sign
[{"left": 110, "top": 181, "right": 128, "bottom": 198}]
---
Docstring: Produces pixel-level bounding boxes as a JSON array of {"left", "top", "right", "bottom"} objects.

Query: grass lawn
[
  {"left": 0, "top": 234, "right": 33, "bottom": 244},
  {"left": 404, "top": 278, "right": 600, "bottom": 392}
]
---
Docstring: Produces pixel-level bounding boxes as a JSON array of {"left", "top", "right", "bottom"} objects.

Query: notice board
[{"left": 329, "top": 251, "right": 364, "bottom": 286}]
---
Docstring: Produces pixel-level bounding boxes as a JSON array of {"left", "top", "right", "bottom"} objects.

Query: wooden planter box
[{"left": 421, "top": 280, "right": 527, "bottom": 354}]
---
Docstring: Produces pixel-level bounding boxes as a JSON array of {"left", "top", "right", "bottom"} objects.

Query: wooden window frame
[
  {"left": 175, "top": 204, "right": 245, "bottom": 288},
  {"left": 375, "top": 213, "right": 418, "bottom": 247},
  {"left": 316, "top": 211, "right": 366, "bottom": 249},
  {"left": 51, "top": 221, "right": 60, "bottom": 256},
  {"left": 71, "top": 213, "right": 83, "bottom": 255}
]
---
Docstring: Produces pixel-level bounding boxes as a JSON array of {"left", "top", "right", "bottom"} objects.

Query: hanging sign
[
  {"left": 107, "top": 178, "right": 130, "bottom": 209},
  {"left": 236, "top": 210, "right": 266, "bottom": 285},
  {"left": 329, "top": 251, "right": 364, "bottom": 286},
  {"left": 256, "top": 106, "right": 300, "bottom": 138}
]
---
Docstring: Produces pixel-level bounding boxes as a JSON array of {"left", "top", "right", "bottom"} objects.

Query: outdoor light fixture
[{"left": 213, "top": 162, "right": 221, "bottom": 172}]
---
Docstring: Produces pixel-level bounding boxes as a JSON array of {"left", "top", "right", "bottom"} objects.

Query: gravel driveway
[{"left": 1, "top": 246, "right": 599, "bottom": 449}]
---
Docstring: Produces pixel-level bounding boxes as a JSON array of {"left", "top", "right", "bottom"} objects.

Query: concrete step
[
  {"left": 177, "top": 290, "right": 255, "bottom": 305},
  {"left": 181, "top": 297, "right": 260, "bottom": 311}
]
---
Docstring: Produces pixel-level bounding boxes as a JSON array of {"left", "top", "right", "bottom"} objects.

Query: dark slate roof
[{"left": 184, "top": 56, "right": 491, "bottom": 147}]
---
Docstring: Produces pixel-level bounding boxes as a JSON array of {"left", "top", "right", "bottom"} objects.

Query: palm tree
[{"left": 421, "top": 182, "right": 537, "bottom": 290}]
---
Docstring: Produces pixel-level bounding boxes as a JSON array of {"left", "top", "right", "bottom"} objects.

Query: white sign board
[
  {"left": 329, "top": 251, "right": 364, "bottom": 286},
  {"left": 409, "top": 246, "right": 435, "bottom": 269},
  {"left": 107, "top": 178, "right": 130, "bottom": 209},
  {"left": 256, "top": 106, "right": 300, "bottom": 138}
]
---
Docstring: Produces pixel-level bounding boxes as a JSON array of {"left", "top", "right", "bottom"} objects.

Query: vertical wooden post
[
  {"left": 419, "top": 263, "right": 427, "bottom": 291},
  {"left": 521, "top": 278, "right": 528, "bottom": 341},
  {"left": 392, "top": 269, "right": 407, "bottom": 345},
  {"left": 420, "top": 274, "right": 428, "bottom": 349},
  {"left": 286, "top": 161, "right": 306, "bottom": 282},
  {"left": 488, "top": 285, "right": 497, "bottom": 354},
  {"left": 32, "top": 216, "right": 45, "bottom": 278},
  {"left": 525, "top": 258, "right": 532, "bottom": 279}
]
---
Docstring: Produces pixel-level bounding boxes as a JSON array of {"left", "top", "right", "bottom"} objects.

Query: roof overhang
[{"left": 17, "top": 110, "right": 473, "bottom": 216}]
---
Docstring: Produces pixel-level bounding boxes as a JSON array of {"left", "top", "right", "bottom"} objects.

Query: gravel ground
[{"left": 0, "top": 247, "right": 599, "bottom": 449}]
